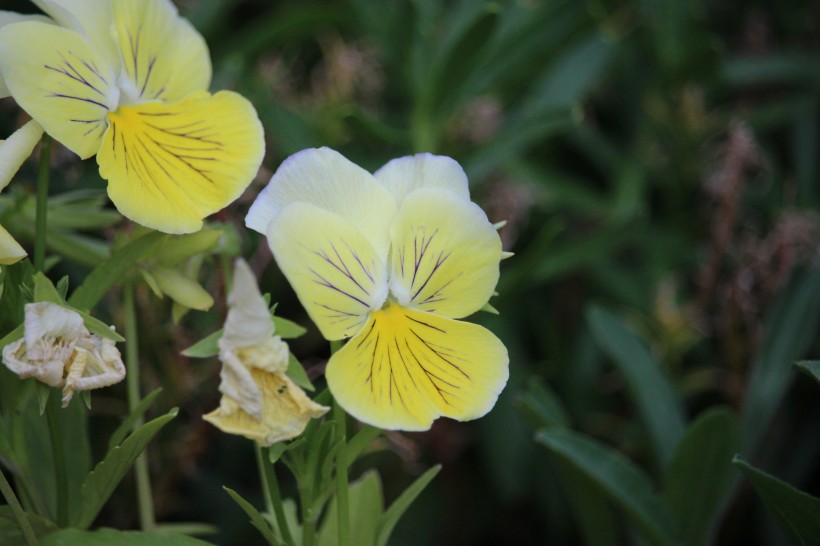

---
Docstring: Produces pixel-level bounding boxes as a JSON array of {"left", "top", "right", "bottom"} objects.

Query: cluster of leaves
[{"left": 1, "top": 0, "right": 818, "bottom": 544}]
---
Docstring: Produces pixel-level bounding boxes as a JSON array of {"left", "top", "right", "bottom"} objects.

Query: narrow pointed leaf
[
  {"left": 69, "top": 231, "right": 166, "bottom": 312},
  {"left": 223, "top": 487, "right": 278, "bottom": 546},
  {"left": 536, "top": 428, "right": 678, "bottom": 546},
  {"left": 586, "top": 305, "right": 685, "bottom": 469},
  {"left": 107, "top": 388, "right": 164, "bottom": 451},
  {"left": 795, "top": 360, "right": 820, "bottom": 387},
  {"left": 734, "top": 456, "right": 820, "bottom": 545},
  {"left": 664, "top": 407, "right": 741, "bottom": 546},
  {"left": 376, "top": 465, "right": 441, "bottom": 546},
  {"left": 72, "top": 409, "right": 178, "bottom": 529}
]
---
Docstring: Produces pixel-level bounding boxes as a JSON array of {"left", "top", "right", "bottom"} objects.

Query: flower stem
[
  {"left": 44, "top": 397, "right": 67, "bottom": 527},
  {"left": 332, "top": 399, "right": 350, "bottom": 546},
  {"left": 329, "top": 340, "right": 350, "bottom": 546},
  {"left": 124, "top": 283, "right": 156, "bottom": 531},
  {"left": 34, "top": 135, "right": 51, "bottom": 271},
  {"left": 0, "top": 465, "right": 39, "bottom": 546},
  {"left": 258, "top": 446, "right": 295, "bottom": 546}
]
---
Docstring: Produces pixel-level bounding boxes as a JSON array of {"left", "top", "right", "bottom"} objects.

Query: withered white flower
[
  {"left": 203, "top": 259, "right": 328, "bottom": 446},
  {"left": 2, "top": 302, "right": 125, "bottom": 407}
]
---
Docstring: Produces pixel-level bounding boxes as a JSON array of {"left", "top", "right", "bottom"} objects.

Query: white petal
[
  {"left": 0, "top": 119, "right": 44, "bottom": 192},
  {"left": 245, "top": 147, "right": 397, "bottom": 260},
  {"left": 221, "top": 258, "right": 274, "bottom": 350},
  {"left": 374, "top": 153, "right": 470, "bottom": 205}
]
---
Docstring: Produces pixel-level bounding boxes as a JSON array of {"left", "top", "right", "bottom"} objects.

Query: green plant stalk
[
  {"left": 124, "top": 284, "right": 156, "bottom": 531},
  {"left": 0, "top": 464, "right": 39, "bottom": 546},
  {"left": 34, "top": 135, "right": 51, "bottom": 272},
  {"left": 331, "top": 337, "right": 350, "bottom": 546},
  {"left": 298, "top": 474, "right": 316, "bottom": 546},
  {"left": 45, "top": 397, "right": 67, "bottom": 527},
  {"left": 261, "top": 447, "right": 295, "bottom": 546}
]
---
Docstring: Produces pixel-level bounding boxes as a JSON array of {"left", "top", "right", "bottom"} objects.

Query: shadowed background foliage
[{"left": 2, "top": 0, "right": 818, "bottom": 544}]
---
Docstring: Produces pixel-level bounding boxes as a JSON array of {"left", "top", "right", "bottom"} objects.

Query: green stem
[
  {"left": 34, "top": 135, "right": 51, "bottom": 271},
  {"left": 124, "top": 284, "right": 156, "bottom": 531},
  {"left": 0, "top": 465, "right": 39, "bottom": 546},
  {"left": 260, "top": 447, "right": 295, "bottom": 546},
  {"left": 44, "top": 397, "right": 67, "bottom": 527},
  {"left": 298, "top": 477, "right": 316, "bottom": 546},
  {"left": 332, "top": 400, "right": 350, "bottom": 546}
]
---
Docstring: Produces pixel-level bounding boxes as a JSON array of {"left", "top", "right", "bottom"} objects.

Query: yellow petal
[
  {"left": 0, "top": 119, "right": 44, "bottom": 191},
  {"left": 374, "top": 153, "right": 470, "bottom": 204},
  {"left": 204, "top": 369, "right": 329, "bottom": 446},
  {"left": 246, "top": 147, "right": 397, "bottom": 259},
  {"left": 97, "top": 90, "right": 264, "bottom": 234},
  {"left": 0, "top": 11, "right": 55, "bottom": 98},
  {"left": 111, "top": 0, "right": 210, "bottom": 103},
  {"left": 326, "top": 304, "right": 508, "bottom": 431},
  {"left": 389, "top": 189, "right": 502, "bottom": 319},
  {"left": 30, "top": 0, "right": 120, "bottom": 72},
  {"left": 0, "top": 21, "right": 117, "bottom": 158},
  {"left": 267, "top": 202, "right": 388, "bottom": 340},
  {"left": 0, "top": 223, "right": 26, "bottom": 265}
]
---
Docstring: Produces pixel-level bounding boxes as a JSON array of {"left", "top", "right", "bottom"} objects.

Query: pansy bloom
[
  {"left": 246, "top": 148, "right": 509, "bottom": 431},
  {"left": 2, "top": 302, "right": 125, "bottom": 407},
  {"left": 0, "top": 0, "right": 264, "bottom": 233},
  {"left": 204, "top": 259, "right": 328, "bottom": 446}
]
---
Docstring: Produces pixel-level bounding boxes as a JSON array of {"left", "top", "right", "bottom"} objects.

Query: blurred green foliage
[{"left": 2, "top": 0, "right": 819, "bottom": 544}]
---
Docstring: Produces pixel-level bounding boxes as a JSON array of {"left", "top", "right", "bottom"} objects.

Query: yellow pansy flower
[
  {"left": 2, "top": 302, "right": 125, "bottom": 407},
  {"left": 204, "top": 259, "right": 328, "bottom": 446},
  {"left": 0, "top": 0, "right": 264, "bottom": 234},
  {"left": 246, "top": 148, "right": 509, "bottom": 431}
]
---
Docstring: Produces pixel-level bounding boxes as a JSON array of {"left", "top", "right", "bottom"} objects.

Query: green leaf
[
  {"left": 69, "top": 231, "right": 166, "bottom": 312},
  {"left": 551, "top": 457, "right": 619, "bottom": 546},
  {"left": 664, "top": 407, "right": 741, "bottom": 546},
  {"left": 734, "top": 456, "right": 820, "bottom": 545},
  {"left": 155, "top": 230, "right": 222, "bottom": 266},
  {"left": 286, "top": 353, "right": 314, "bottom": 392},
  {"left": 795, "top": 360, "right": 820, "bottom": 387},
  {"left": 39, "top": 528, "right": 215, "bottom": 546},
  {"left": 151, "top": 266, "right": 213, "bottom": 311},
  {"left": 0, "top": 506, "right": 56, "bottom": 545},
  {"left": 319, "top": 470, "right": 384, "bottom": 546},
  {"left": 272, "top": 316, "right": 307, "bottom": 339},
  {"left": 181, "top": 330, "right": 221, "bottom": 358},
  {"left": 0, "top": 324, "right": 24, "bottom": 352},
  {"left": 107, "top": 388, "right": 163, "bottom": 451},
  {"left": 345, "top": 425, "right": 381, "bottom": 464},
  {"left": 515, "top": 376, "right": 570, "bottom": 430},
  {"left": 376, "top": 465, "right": 441, "bottom": 546},
  {"left": 742, "top": 269, "right": 820, "bottom": 452},
  {"left": 536, "top": 428, "right": 678, "bottom": 546},
  {"left": 223, "top": 487, "right": 277, "bottom": 546},
  {"left": 586, "top": 305, "right": 685, "bottom": 470},
  {"left": 73, "top": 309, "right": 124, "bottom": 342},
  {"left": 32, "top": 273, "right": 62, "bottom": 304},
  {"left": 72, "top": 409, "right": 178, "bottom": 529}
]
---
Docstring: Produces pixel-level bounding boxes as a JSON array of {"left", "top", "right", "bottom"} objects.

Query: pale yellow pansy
[
  {"left": 0, "top": 0, "right": 263, "bottom": 234},
  {"left": 203, "top": 259, "right": 328, "bottom": 446},
  {"left": 0, "top": 119, "right": 44, "bottom": 265},
  {"left": 1, "top": 302, "right": 125, "bottom": 407},
  {"left": 246, "top": 149, "right": 509, "bottom": 431}
]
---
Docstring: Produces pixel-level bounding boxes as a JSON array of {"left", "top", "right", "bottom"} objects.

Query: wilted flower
[
  {"left": 204, "top": 259, "right": 328, "bottom": 446},
  {"left": 246, "top": 148, "right": 509, "bottom": 431},
  {"left": 0, "top": 0, "right": 264, "bottom": 234},
  {"left": 2, "top": 302, "right": 125, "bottom": 407}
]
